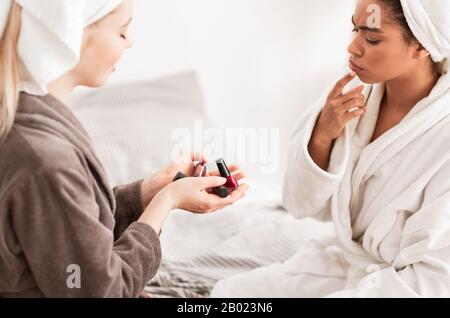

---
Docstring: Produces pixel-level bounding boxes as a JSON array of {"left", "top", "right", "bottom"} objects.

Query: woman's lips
[{"left": 349, "top": 60, "right": 365, "bottom": 72}]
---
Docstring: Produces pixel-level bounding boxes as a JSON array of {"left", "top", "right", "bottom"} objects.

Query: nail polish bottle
[
  {"left": 213, "top": 185, "right": 229, "bottom": 198},
  {"left": 216, "top": 159, "right": 239, "bottom": 190}
]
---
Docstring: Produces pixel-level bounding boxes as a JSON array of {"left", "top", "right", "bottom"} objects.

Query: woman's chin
[{"left": 357, "top": 73, "right": 378, "bottom": 84}]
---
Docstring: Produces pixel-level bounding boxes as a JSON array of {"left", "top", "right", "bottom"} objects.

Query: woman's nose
[{"left": 347, "top": 36, "right": 363, "bottom": 58}]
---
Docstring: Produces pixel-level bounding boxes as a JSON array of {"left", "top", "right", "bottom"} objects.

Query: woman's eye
[
  {"left": 352, "top": 27, "right": 380, "bottom": 45},
  {"left": 366, "top": 38, "right": 380, "bottom": 45},
  {"left": 120, "top": 34, "right": 127, "bottom": 40}
]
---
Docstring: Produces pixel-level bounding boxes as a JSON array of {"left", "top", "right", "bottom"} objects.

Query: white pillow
[{"left": 70, "top": 71, "right": 214, "bottom": 186}]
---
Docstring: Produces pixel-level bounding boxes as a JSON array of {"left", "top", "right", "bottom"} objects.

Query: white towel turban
[
  {"left": 0, "top": 0, "right": 122, "bottom": 95},
  {"left": 400, "top": 0, "right": 450, "bottom": 72}
]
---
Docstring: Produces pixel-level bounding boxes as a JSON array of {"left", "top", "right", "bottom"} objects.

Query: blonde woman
[{"left": 0, "top": 0, "right": 248, "bottom": 297}]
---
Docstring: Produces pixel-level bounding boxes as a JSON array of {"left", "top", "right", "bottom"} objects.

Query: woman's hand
[
  {"left": 138, "top": 176, "right": 249, "bottom": 233},
  {"left": 165, "top": 176, "right": 249, "bottom": 213},
  {"left": 140, "top": 153, "right": 246, "bottom": 208},
  {"left": 140, "top": 152, "right": 207, "bottom": 208},
  {"left": 312, "top": 72, "right": 366, "bottom": 143},
  {"left": 308, "top": 72, "right": 366, "bottom": 171}
]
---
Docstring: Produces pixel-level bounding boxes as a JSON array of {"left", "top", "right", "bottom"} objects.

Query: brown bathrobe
[{"left": 0, "top": 93, "right": 161, "bottom": 298}]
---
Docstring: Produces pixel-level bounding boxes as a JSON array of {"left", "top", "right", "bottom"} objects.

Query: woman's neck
[
  {"left": 47, "top": 72, "right": 78, "bottom": 105},
  {"left": 384, "top": 60, "right": 439, "bottom": 112}
]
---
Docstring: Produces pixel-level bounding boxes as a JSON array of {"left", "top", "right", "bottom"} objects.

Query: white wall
[{"left": 108, "top": 0, "right": 357, "bottom": 180}]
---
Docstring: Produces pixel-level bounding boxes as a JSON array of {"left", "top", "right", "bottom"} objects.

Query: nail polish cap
[
  {"left": 216, "top": 159, "right": 231, "bottom": 177},
  {"left": 173, "top": 171, "right": 187, "bottom": 181}
]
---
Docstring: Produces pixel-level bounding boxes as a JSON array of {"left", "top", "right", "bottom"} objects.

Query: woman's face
[
  {"left": 72, "top": 0, "right": 133, "bottom": 87},
  {"left": 347, "top": 0, "right": 429, "bottom": 84}
]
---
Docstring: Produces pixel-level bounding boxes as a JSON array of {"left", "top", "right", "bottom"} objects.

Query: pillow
[{"left": 69, "top": 71, "right": 215, "bottom": 186}]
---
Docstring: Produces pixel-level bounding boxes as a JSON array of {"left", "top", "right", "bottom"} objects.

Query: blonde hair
[{"left": 0, "top": 3, "right": 21, "bottom": 139}]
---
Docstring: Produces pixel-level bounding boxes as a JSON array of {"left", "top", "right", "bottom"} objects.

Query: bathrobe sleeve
[
  {"left": 113, "top": 180, "right": 145, "bottom": 239},
  {"left": 10, "top": 164, "right": 161, "bottom": 298},
  {"left": 326, "top": 160, "right": 450, "bottom": 298},
  {"left": 282, "top": 99, "right": 347, "bottom": 222}
]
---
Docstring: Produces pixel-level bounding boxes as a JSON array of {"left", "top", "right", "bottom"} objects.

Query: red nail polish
[{"left": 216, "top": 159, "right": 239, "bottom": 190}]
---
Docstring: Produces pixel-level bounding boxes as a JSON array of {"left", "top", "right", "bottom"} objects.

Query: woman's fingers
[
  {"left": 338, "top": 88, "right": 365, "bottom": 105},
  {"left": 343, "top": 106, "right": 367, "bottom": 122},
  {"left": 338, "top": 97, "right": 366, "bottom": 113},
  {"left": 230, "top": 172, "right": 246, "bottom": 181},
  {"left": 208, "top": 171, "right": 246, "bottom": 181},
  {"left": 228, "top": 183, "right": 249, "bottom": 201},
  {"left": 207, "top": 164, "right": 246, "bottom": 180},
  {"left": 189, "top": 151, "right": 209, "bottom": 164},
  {"left": 340, "top": 94, "right": 367, "bottom": 121},
  {"left": 197, "top": 176, "right": 227, "bottom": 189},
  {"left": 204, "top": 183, "right": 250, "bottom": 209},
  {"left": 174, "top": 151, "right": 208, "bottom": 164},
  {"left": 207, "top": 170, "right": 221, "bottom": 177},
  {"left": 347, "top": 84, "right": 365, "bottom": 94},
  {"left": 225, "top": 164, "right": 240, "bottom": 173},
  {"left": 329, "top": 72, "right": 357, "bottom": 98},
  {"left": 170, "top": 152, "right": 207, "bottom": 177}
]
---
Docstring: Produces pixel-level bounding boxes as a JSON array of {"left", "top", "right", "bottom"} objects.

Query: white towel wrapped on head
[
  {"left": 0, "top": 0, "right": 122, "bottom": 95},
  {"left": 400, "top": 0, "right": 450, "bottom": 72}
]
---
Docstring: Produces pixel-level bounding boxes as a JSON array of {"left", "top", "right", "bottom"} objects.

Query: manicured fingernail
[{"left": 349, "top": 71, "right": 356, "bottom": 77}]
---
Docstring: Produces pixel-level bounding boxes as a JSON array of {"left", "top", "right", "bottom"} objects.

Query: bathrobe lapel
[
  {"left": 352, "top": 73, "right": 450, "bottom": 202},
  {"left": 328, "top": 71, "right": 450, "bottom": 259}
]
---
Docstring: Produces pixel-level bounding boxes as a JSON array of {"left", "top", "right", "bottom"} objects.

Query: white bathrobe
[{"left": 210, "top": 69, "right": 450, "bottom": 298}]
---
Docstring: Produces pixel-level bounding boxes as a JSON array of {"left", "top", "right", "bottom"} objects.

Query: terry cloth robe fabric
[
  {"left": 0, "top": 93, "right": 161, "bottom": 298},
  {"left": 210, "top": 68, "right": 450, "bottom": 298}
]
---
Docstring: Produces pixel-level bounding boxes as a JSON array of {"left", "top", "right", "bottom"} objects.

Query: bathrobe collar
[
  {"left": 331, "top": 71, "right": 450, "bottom": 259},
  {"left": 352, "top": 72, "right": 450, "bottom": 205}
]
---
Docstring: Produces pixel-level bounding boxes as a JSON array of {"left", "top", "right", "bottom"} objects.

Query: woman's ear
[{"left": 413, "top": 42, "right": 431, "bottom": 60}]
